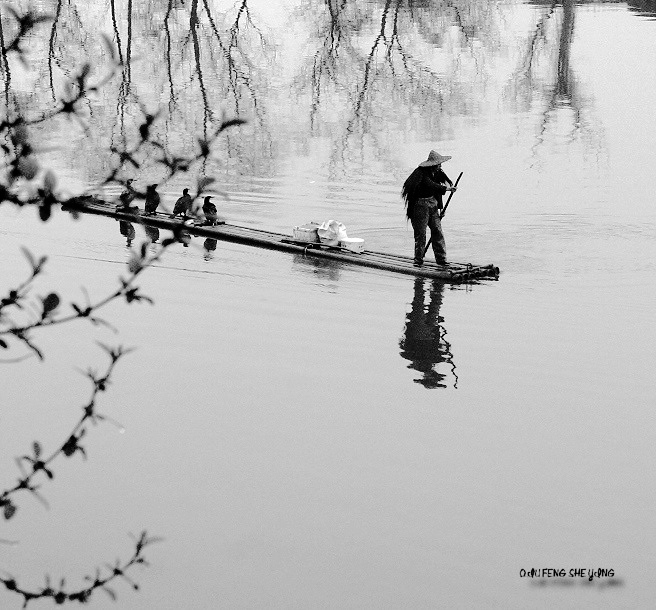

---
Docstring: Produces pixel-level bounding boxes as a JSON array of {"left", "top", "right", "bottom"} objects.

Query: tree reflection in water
[
  {"left": 111, "top": 0, "right": 134, "bottom": 144},
  {"left": 399, "top": 277, "right": 457, "bottom": 389},
  {"left": 0, "top": 0, "right": 602, "bottom": 188},
  {"left": 0, "top": 10, "right": 11, "bottom": 108},
  {"left": 507, "top": 0, "right": 604, "bottom": 163}
]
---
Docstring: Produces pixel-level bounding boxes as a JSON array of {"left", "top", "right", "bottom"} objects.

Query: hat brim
[{"left": 419, "top": 155, "right": 451, "bottom": 167}]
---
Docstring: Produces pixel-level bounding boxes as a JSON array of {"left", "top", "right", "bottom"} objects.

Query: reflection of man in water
[{"left": 399, "top": 278, "right": 458, "bottom": 389}]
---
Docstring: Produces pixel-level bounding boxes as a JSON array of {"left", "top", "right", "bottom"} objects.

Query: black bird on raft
[
  {"left": 117, "top": 179, "right": 138, "bottom": 211},
  {"left": 202, "top": 195, "right": 218, "bottom": 225},
  {"left": 144, "top": 184, "right": 160, "bottom": 215},
  {"left": 171, "top": 188, "right": 192, "bottom": 218}
]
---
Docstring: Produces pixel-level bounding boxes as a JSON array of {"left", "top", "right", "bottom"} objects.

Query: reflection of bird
[
  {"left": 203, "top": 238, "right": 217, "bottom": 260},
  {"left": 144, "top": 225, "right": 160, "bottom": 243},
  {"left": 202, "top": 195, "right": 218, "bottom": 225},
  {"left": 170, "top": 188, "right": 192, "bottom": 218},
  {"left": 144, "top": 184, "right": 160, "bottom": 215},
  {"left": 118, "top": 179, "right": 136, "bottom": 209},
  {"left": 119, "top": 220, "right": 136, "bottom": 247}
]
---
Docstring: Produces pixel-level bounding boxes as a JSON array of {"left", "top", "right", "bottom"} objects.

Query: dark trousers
[{"left": 411, "top": 197, "right": 447, "bottom": 264}]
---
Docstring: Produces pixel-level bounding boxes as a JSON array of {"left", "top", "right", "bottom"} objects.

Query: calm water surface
[{"left": 1, "top": 1, "right": 655, "bottom": 608}]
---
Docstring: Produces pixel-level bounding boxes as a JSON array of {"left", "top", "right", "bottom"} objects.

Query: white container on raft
[
  {"left": 292, "top": 222, "right": 320, "bottom": 242},
  {"left": 339, "top": 237, "right": 365, "bottom": 253},
  {"left": 317, "top": 219, "right": 348, "bottom": 245}
]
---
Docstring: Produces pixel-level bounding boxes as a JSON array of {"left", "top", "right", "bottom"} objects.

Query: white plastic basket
[{"left": 339, "top": 237, "right": 365, "bottom": 253}]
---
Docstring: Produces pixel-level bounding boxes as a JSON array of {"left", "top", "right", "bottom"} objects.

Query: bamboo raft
[{"left": 62, "top": 197, "right": 500, "bottom": 283}]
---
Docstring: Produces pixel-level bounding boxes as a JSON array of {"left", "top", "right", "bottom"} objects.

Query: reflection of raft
[{"left": 63, "top": 197, "right": 499, "bottom": 283}]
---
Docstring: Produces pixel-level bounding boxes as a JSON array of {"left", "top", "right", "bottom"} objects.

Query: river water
[{"left": 1, "top": 1, "right": 655, "bottom": 608}]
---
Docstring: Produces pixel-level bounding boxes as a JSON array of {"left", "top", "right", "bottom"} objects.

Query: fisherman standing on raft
[{"left": 402, "top": 150, "right": 457, "bottom": 267}]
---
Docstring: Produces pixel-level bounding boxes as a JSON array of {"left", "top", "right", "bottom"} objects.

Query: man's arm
[{"left": 423, "top": 174, "right": 449, "bottom": 196}]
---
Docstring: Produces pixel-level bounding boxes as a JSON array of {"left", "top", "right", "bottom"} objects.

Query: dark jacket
[
  {"left": 402, "top": 166, "right": 452, "bottom": 219},
  {"left": 416, "top": 168, "right": 452, "bottom": 206}
]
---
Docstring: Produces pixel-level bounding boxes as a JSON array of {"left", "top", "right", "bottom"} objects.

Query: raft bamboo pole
[{"left": 61, "top": 199, "right": 499, "bottom": 282}]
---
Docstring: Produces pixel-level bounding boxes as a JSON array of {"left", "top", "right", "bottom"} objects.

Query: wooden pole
[{"left": 424, "top": 172, "right": 463, "bottom": 257}]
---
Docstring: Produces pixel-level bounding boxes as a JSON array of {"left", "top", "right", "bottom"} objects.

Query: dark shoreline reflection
[
  {"left": 627, "top": 0, "right": 656, "bottom": 18},
  {"left": 399, "top": 278, "right": 457, "bottom": 389}
]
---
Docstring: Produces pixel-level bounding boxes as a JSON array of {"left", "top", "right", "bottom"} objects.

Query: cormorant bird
[
  {"left": 171, "top": 188, "right": 192, "bottom": 218},
  {"left": 202, "top": 195, "right": 218, "bottom": 225},
  {"left": 144, "top": 184, "right": 160, "bottom": 215},
  {"left": 118, "top": 179, "right": 136, "bottom": 209}
]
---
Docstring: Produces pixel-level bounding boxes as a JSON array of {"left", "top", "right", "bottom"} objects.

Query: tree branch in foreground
[{"left": 0, "top": 530, "right": 162, "bottom": 607}]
